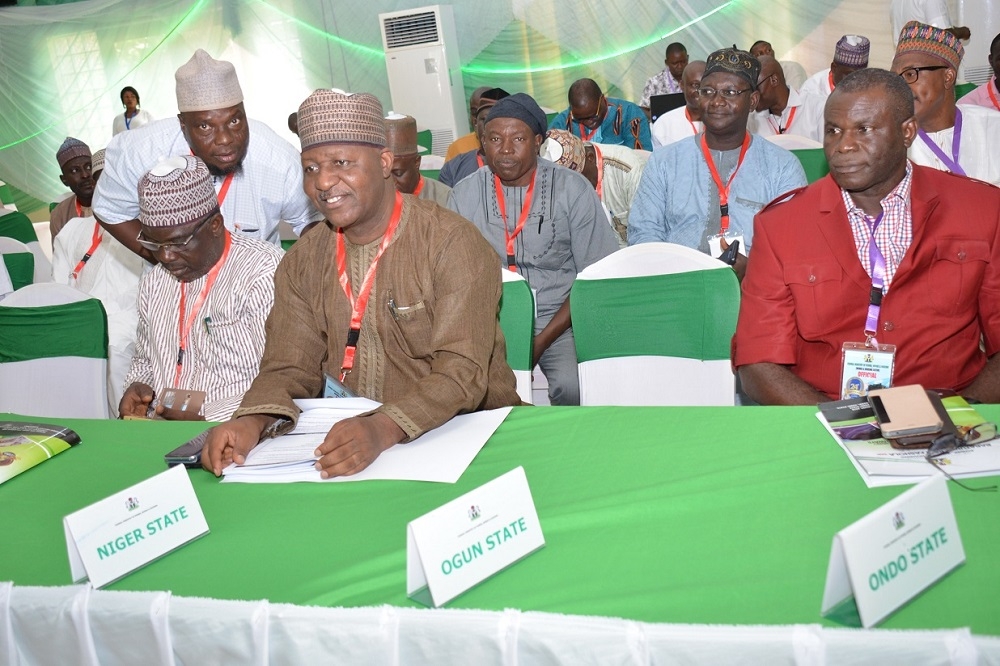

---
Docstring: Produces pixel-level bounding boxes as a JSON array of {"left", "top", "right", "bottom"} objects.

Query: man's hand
[
  {"left": 313, "top": 412, "right": 405, "bottom": 478},
  {"left": 719, "top": 237, "right": 748, "bottom": 282},
  {"left": 201, "top": 414, "right": 274, "bottom": 476},
  {"left": 119, "top": 382, "right": 155, "bottom": 418}
]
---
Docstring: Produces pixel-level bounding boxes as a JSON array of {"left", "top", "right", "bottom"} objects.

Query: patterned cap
[
  {"left": 541, "top": 130, "right": 586, "bottom": 173},
  {"left": 704, "top": 47, "right": 761, "bottom": 89},
  {"left": 297, "top": 89, "right": 386, "bottom": 151},
  {"left": 896, "top": 21, "right": 964, "bottom": 70},
  {"left": 486, "top": 93, "right": 548, "bottom": 137},
  {"left": 175, "top": 49, "right": 244, "bottom": 113},
  {"left": 138, "top": 155, "right": 218, "bottom": 228},
  {"left": 834, "top": 35, "right": 870, "bottom": 67},
  {"left": 91, "top": 148, "right": 106, "bottom": 173},
  {"left": 57, "top": 137, "right": 91, "bottom": 168},
  {"left": 384, "top": 113, "right": 418, "bottom": 156}
]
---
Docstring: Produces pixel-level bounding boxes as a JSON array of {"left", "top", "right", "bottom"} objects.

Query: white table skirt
[{"left": 2, "top": 583, "right": 997, "bottom": 665}]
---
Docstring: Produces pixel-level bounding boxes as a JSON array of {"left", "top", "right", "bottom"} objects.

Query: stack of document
[
  {"left": 222, "top": 398, "right": 511, "bottom": 484},
  {"left": 817, "top": 396, "right": 1000, "bottom": 488}
]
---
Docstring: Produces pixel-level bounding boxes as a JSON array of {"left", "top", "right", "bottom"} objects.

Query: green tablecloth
[{"left": 3, "top": 406, "right": 998, "bottom": 634}]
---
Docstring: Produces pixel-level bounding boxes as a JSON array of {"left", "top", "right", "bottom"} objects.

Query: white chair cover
[
  {"left": 0, "top": 283, "right": 110, "bottom": 418},
  {"left": 572, "top": 243, "right": 739, "bottom": 406}
]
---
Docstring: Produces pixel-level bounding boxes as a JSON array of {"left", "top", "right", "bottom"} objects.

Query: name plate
[
  {"left": 407, "top": 466, "right": 545, "bottom": 607},
  {"left": 821, "top": 474, "right": 965, "bottom": 627},
  {"left": 64, "top": 464, "right": 209, "bottom": 588}
]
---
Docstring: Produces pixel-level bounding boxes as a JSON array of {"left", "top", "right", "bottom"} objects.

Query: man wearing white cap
[
  {"left": 202, "top": 89, "right": 520, "bottom": 478},
  {"left": 93, "top": 49, "right": 319, "bottom": 262},
  {"left": 800, "top": 35, "right": 871, "bottom": 101},
  {"left": 119, "top": 155, "right": 283, "bottom": 422}
]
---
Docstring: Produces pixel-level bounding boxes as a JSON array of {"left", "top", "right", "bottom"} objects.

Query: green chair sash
[
  {"left": 955, "top": 82, "right": 976, "bottom": 101},
  {"left": 499, "top": 278, "right": 534, "bottom": 371},
  {"left": 0, "top": 299, "right": 108, "bottom": 363},
  {"left": 571, "top": 269, "right": 739, "bottom": 363},
  {"left": 2, "top": 253, "right": 34, "bottom": 292},
  {"left": 0, "top": 211, "right": 39, "bottom": 245}
]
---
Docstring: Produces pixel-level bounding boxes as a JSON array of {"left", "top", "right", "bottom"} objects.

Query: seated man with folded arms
[
  {"left": 53, "top": 146, "right": 145, "bottom": 413},
  {"left": 384, "top": 113, "right": 451, "bottom": 206},
  {"left": 120, "top": 156, "right": 283, "bottom": 421},
  {"left": 733, "top": 68, "right": 1000, "bottom": 405},
  {"left": 203, "top": 90, "right": 520, "bottom": 478}
]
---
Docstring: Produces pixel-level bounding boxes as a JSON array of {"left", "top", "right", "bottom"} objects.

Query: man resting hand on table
[
  {"left": 203, "top": 89, "right": 521, "bottom": 478},
  {"left": 120, "top": 156, "right": 282, "bottom": 422},
  {"left": 733, "top": 68, "right": 1000, "bottom": 405}
]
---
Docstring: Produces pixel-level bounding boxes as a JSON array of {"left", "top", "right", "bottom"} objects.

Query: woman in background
[{"left": 112, "top": 86, "right": 153, "bottom": 135}]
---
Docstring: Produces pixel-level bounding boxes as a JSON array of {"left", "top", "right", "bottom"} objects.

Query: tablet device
[{"left": 649, "top": 93, "right": 685, "bottom": 124}]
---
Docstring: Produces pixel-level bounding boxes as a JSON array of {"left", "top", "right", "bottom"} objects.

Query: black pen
[{"left": 538, "top": 215, "right": 544, "bottom": 233}]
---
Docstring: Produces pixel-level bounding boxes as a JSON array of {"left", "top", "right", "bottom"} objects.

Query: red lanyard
[
  {"left": 578, "top": 123, "right": 598, "bottom": 141},
  {"left": 174, "top": 231, "right": 232, "bottom": 386},
  {"left": 700, "top": 132, "right": 751, "bottom": 234},
  {"left": 335, "top": 191, "right": 404, "bottom": 380},
  {"left": 989, "top": 83, "right": 1000, "bottom": 112},
  {"left": 767, "top": 106, "right": 797, "bottom": 134},
  {"left": 685, "top": 108, "right": 698, "bottom": 134},
  {"left": 476, "top": 153, "right": 485, "bottom": 169},
  {"left": 828, "top": 70, "right": 835, "bottom": 93},
  {"left": 494, "top": 171, "right": 537, "bottom": 271},
  {"left": 75, "top": 199, "right": 83, "bottom": 218},
  {"left": 593, "top": 145, "right": 604, "bottom": 200},
  {"left": 412, "top": 176, "right": 425, "bottom": 196},
  {"left": 70, "top": 222, "right": 102, "bottom": 281},
  {"left": 190, "top": 150, "right": 235, "bottom": 207}
]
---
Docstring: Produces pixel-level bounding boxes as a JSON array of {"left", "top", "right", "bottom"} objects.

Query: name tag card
[
  {"left": 407, "top": 466, "right": 544, "bottom": 607},
  {"left": 64, "top": 464, "right": 209, "bottom": 588},
  {"left": 821, "top": 474, "right": 964, "bottom": 628}
]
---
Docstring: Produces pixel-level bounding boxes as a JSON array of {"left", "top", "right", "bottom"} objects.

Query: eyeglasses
[
  {"left": 698, "top": 87, "right": 752, "bottom": 99},
  {"left": 898, "top": 66, "right": 949, "bottom": 84},
  {"left": 572, "top": 96, "right": 606, "bottom": 126},
  {"left": 136, "top": 211, "right": 215, "bottom": 253},
  {"left": 925, "top": 421, "right": 998, "bottom": 492}
]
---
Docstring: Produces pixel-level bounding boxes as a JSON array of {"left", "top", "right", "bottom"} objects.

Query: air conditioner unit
[{"left": 379, "top": 5, "right": 466, "bottom": 157}]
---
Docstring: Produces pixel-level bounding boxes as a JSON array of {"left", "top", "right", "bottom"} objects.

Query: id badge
[
  {"left": 323, "top": 372, "right": 357, "bottom": 398},
  {"left": 708, "top": 233, "right": 745, "bottom": 259},
  {"left": 839, "top": 342, "right": 896, "bottom": 399},
  {"left": 157, "top": 387, "right": 207, "bottom": 416}
]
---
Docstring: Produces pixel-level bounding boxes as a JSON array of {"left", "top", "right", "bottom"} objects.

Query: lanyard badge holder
[
  {"left": 702, "top": 133, "right": 749, "bottom": 263},
  {"left": 840, "top": 212, "right": 896, "bottom": 399}
]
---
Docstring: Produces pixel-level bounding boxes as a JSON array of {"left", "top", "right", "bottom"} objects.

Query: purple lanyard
[
  {"left": 864, "top": 211, "right": 887, "bottom": 345},
  {"left": 916, "top": 108, "right": 965, "bottom": 176}
]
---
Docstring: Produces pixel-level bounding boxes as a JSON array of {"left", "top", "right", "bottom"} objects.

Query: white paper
[
  {"left": 223, "top": 407, "right": 512, "bottom": 484},
  {"left": 63, "top": 465, "right": 209, "bottom": 588},
  {"left": 407, "top": 466, "right": 545, "bottom": 607}
]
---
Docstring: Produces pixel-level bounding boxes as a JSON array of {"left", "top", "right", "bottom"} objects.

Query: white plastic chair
[
  {"left": 0, "top": 283, "right": 111, "bottom": 418},
  {"left": 0, "top": 237, "right": 34, "bottom": 299},
  {"left": 0, "top": 210, "right": 52, "bottom": 284},
  {"left": 570, "top": 243, "right": 740, "bottom": 406}
]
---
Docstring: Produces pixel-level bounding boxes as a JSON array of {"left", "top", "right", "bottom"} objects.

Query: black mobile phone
[{"left": 164, "top": 430, "right": 210, "bottom": 468}]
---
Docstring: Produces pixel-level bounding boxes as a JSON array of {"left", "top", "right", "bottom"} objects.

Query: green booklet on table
[
  {"left": 0, "top": 421, "right": 81, "bottom": 485},
  {"left": 816, "top": 393, "right": 1000, "bottom": 488}
]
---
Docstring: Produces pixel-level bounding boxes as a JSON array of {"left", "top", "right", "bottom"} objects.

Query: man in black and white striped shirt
[{"left": 118, "top": 155, "right": 283, "bottom": 422}]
